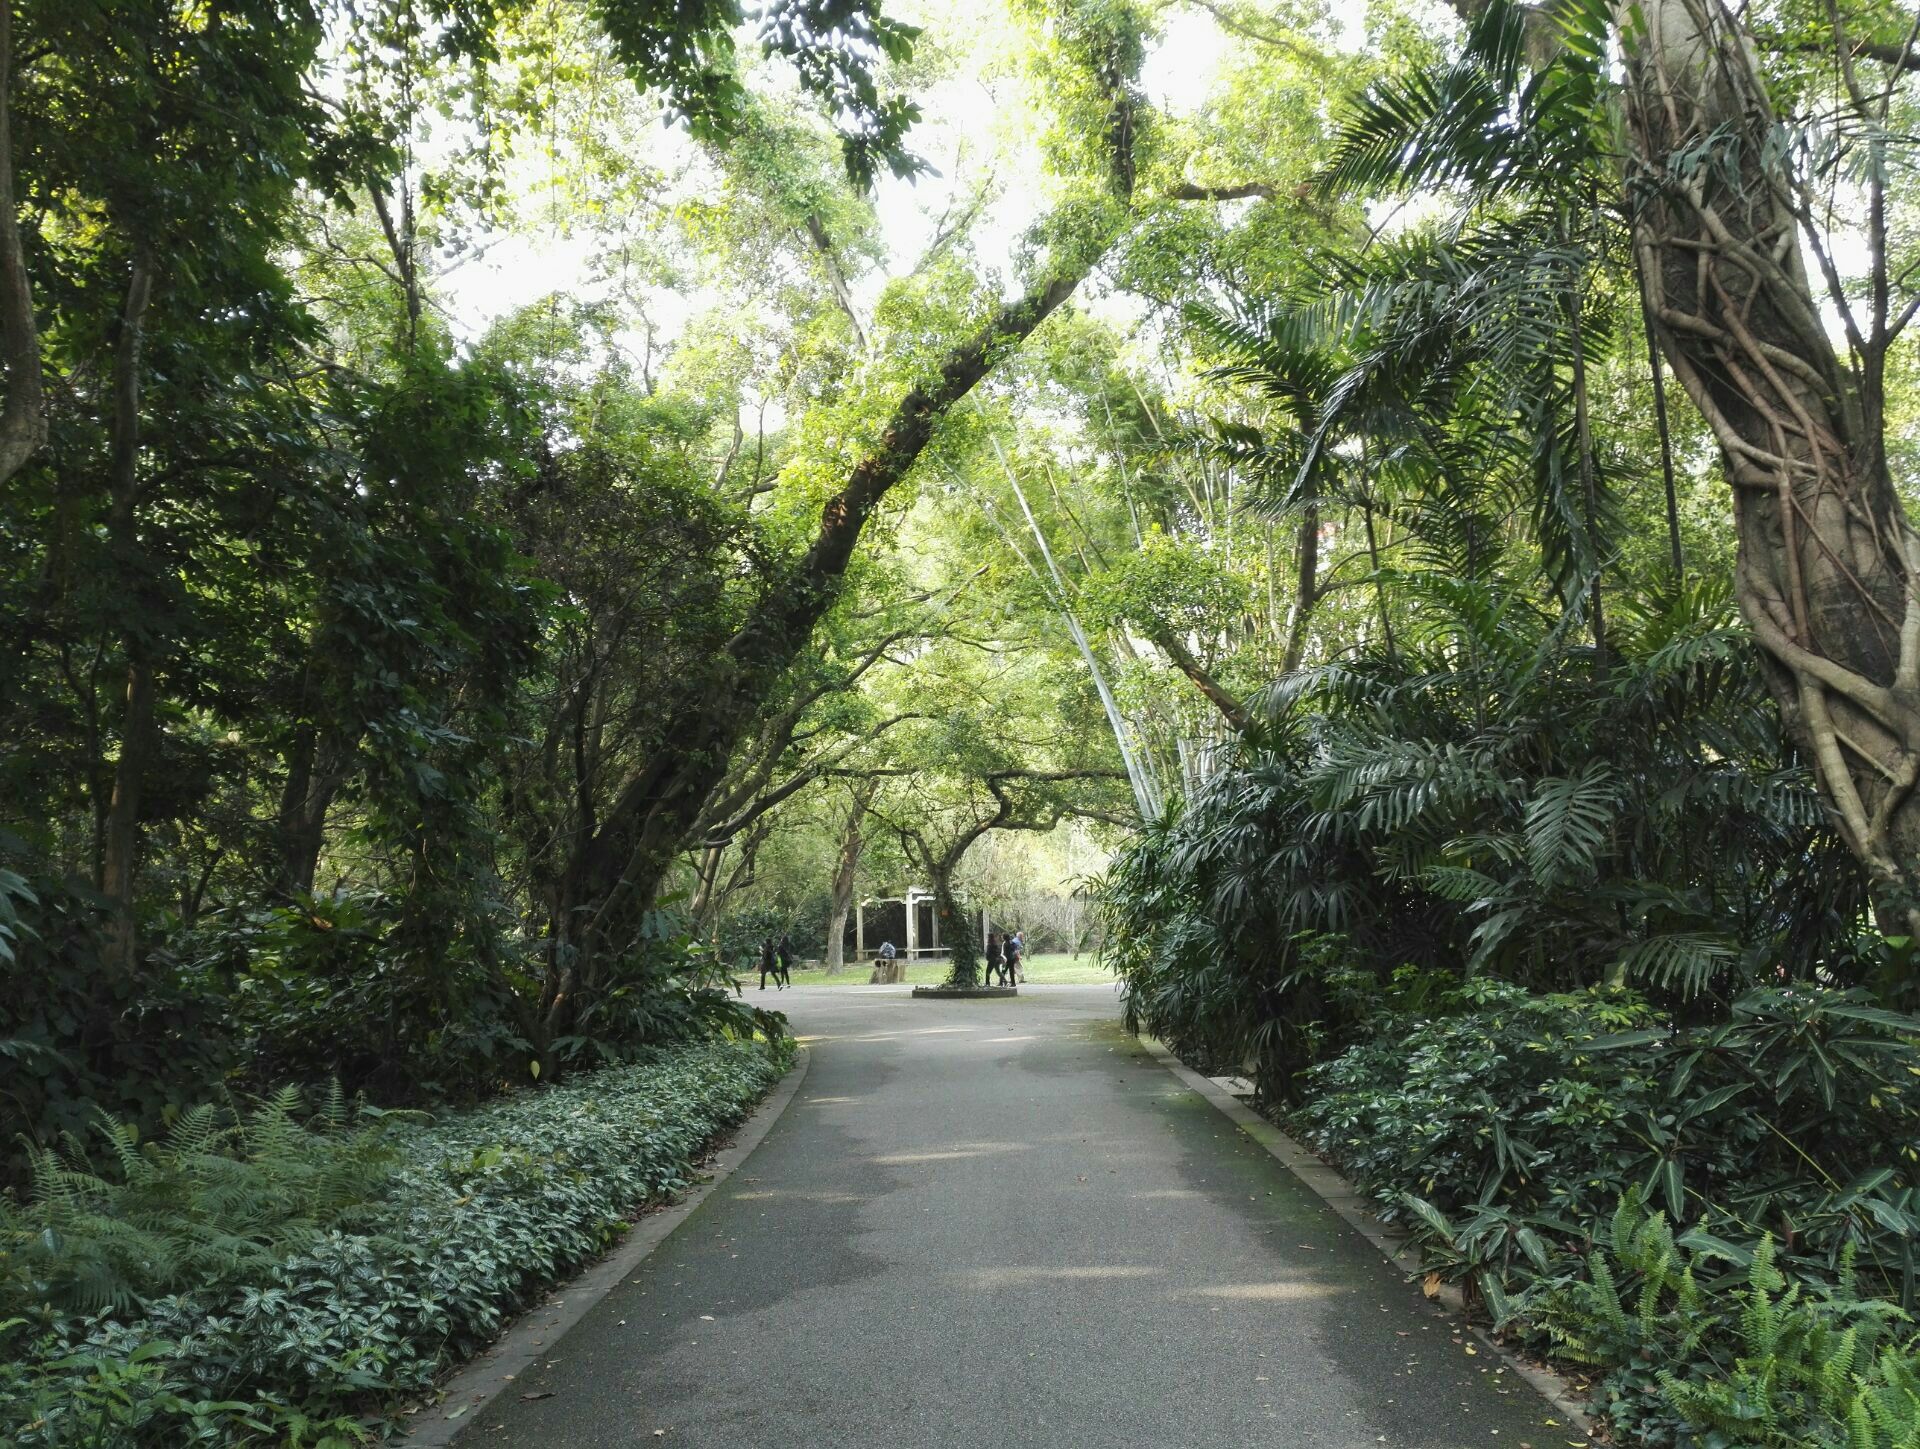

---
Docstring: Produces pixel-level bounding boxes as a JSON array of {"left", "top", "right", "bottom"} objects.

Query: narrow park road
[{"left": 462, "top": 986, "right": 1567, "bottom": 1447}]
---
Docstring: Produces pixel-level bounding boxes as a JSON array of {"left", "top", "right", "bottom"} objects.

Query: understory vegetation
[
  {"left": 1097, "top": 2, "right": 1920, "bottom": 1444},
  {"left": 0, "top": 1038, "right": 789, "bottom": 1446}
]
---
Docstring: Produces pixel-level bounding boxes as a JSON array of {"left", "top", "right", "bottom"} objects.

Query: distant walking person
[
  {"left": 760, "top": 936, "right": 787, "bottom": 992},
  {"left": 985, "top": 932, "right": 1006, "bottom": 986},
  {"left": 1004, "top": 931, "right": 1023, "bottom": 985},
  {"left": 777, "top": 932, "right": 796, "bottom": 985}
]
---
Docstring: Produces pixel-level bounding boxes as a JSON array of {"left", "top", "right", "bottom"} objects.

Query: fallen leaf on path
[{"left": 519, "top": 1392, "right": 554, "bottom": 1402}]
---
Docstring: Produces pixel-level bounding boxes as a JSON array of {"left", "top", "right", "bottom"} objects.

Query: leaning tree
[{"left": 531, "top": 0, "right": 1152, "bottom": 1033}]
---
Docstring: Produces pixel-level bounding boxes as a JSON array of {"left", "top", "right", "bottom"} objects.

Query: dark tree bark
[
  {"left": 1618, "top": 0, "right": 1920, "bottom": 929},
  {"left": 99, "top": 251, "right": 156, "bottom": 974},
  {"left": 1149, "top": 627, "right": 1250, "bottom": 732},
  {"left": 824, "top": 779, "right": 877, "bottom": 974},
  {"left": 1166, "top": 180, "right": 1274, "bottom": 201},
  {"left": 272, "top": 725, "right": 357, "bottom": 897},
  {"left": 0, "top": 1, "right": 45, "bottom": 488}
]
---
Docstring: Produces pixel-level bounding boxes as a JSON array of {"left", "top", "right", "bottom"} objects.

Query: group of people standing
[
  {"left": 984, "top": 930, "right": 1024, "bottom": 987},
  {"left": 744, "top": 924, "right": 1028, "bottom": 990}
]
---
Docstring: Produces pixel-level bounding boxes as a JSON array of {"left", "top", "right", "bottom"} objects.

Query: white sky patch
[
  {"left": 1143, "top": 9, "right": 1229, "bottom": 117},
  {"left": 440, "top": 231, "right": 602, "bottom": 339}
]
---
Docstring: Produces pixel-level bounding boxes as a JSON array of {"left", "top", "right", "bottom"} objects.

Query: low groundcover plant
[{"left": 0, "top": 1037, "right": 791, "bottom": 1446}]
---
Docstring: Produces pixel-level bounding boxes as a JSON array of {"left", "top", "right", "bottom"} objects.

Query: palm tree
[{"left": 1316, "top": 0, "right": 1686, "bottom": 612}]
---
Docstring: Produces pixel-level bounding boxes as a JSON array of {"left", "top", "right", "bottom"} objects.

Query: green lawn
[{"left": 774, "top": 951, "right": 1116, "bottom": 988}]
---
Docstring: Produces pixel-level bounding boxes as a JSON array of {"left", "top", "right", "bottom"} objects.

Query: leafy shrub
[
  {"left": 176, "top": 890, "right": 534, "bottom": 1103},
  {"left": 1097, "top": 576, "right": 1869, "bottom": 1104},
  {"left": 1541, "top": 1199, "right": 1920, "bottom": 1448},
  {"left": 0, "top": 880, "right": 778, "bottom": 1196},
  {"left": 1297, "top": 979, "right": 1662, "bottom": 1233},
  {"left": 558, "top": 916, "right": 784, "bottom": 1072},
  {"left": 1296, "top": 981, "right": 1920, "bottom": 1298},
  {"left": 3, "top": 1087, "right": 397, "bottom": 1316},
  {"left": 0, "top": 865, "right": 236, "bottom": 1184},
  {"left": 0, "top": 1038, "right": 790, "bottom": 1446},
  {"left": 1291, "top": 981, "right": 1920, "bottom": 1445}
]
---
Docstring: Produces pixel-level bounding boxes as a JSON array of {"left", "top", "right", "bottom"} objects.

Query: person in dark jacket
[
  {"left": 776, "top": 932, "right": 795, "bottom": 986},
  {"left": 759, "top": 937, "right": 784, "bottom": 991},
  {"left": 1003, "top": 931, "right": 1023, "bottom": 984},
  {"left": 984, "top": 932, "right": 1005, "bottom": 986}
]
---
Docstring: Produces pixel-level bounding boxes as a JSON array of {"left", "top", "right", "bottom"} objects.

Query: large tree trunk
[
  {"left": 824, "top": 780, "right": 876, "bottom": 974},
  {"left": 273, "top": 725, "right": 356, "bottom": 897},
  {"left": 928, "top": 860, "right": 977, "bottom": 987},
  {"left": 98, "top": 252, "right": 156, "bottom": 975},
  {"left": 0, "top": 1, "right": 46, "bottom": 488},
  {"left": 1620, "top": 0, "right": 1920, "bottom": 929}
]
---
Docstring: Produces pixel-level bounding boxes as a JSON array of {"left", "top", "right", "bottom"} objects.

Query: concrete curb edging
[
  {"left": 404, "top": 1045, "right": 812, "bottom": 1445},
  {"left": 1133, "top": 1035, "right": 1595, "bottom": 1437}
]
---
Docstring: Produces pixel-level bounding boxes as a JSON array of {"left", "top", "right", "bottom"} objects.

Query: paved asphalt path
[{"left": 462, "top": 985, "right": 1567, "bottom": 1447}]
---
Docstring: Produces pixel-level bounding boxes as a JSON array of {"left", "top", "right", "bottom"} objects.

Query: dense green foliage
[
  {"left": 0, "top": 0, "right": 1135, "bottom": 1153},
  {"left": 1091, "top": 2, "right": 1920, "bottom": 1443},
  {"left": 1101, "top": 576, "right": 1872, "bottom": 1089},
  {"left": 12, "top": 0, "right": 1920, "bottom": 1441},
  {"left": 0, "top": 1038, "right": 789, "bottom": 1445}
]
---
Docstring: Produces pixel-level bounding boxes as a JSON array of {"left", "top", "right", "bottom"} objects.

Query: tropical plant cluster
[
  {"left": 11, "top": 0, "right": 1920, "bottom": 1440},
  {"left": 0, "top": 1037, "right": 789, "bottom": 1446},
  {"left": 1096, "top": 0, "right": 1920, "bottom": 1443},
  {"left": 1289, "top": 980, "right": 1919, "bottom": 1444}
]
